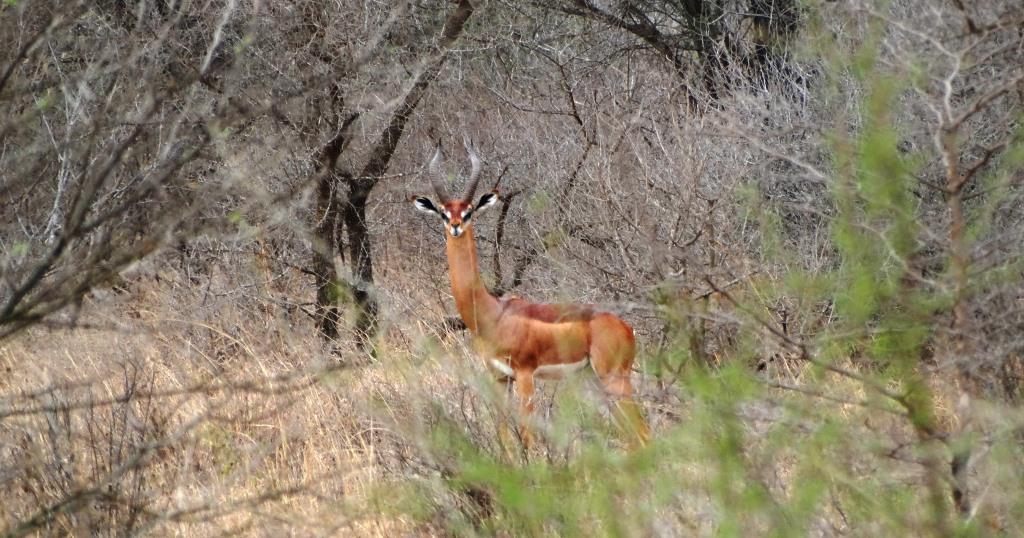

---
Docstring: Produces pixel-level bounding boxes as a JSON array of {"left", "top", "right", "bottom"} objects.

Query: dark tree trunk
[
  {"left": 310, "top": 0, "right": 476, "bottom": 343},
  {"left": 342, "top": 178, "right": 377, "bottom": 338},
  {"left": 311, "top": 110, "right": 358, "bottom": 340},
  {"left": 312, "top": 170, "right": 344, "bottom": 339}
]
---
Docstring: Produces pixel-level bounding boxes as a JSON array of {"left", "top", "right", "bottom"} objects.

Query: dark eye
[{"left": 463, "top": 209, "right": 473, "bottom": 220}]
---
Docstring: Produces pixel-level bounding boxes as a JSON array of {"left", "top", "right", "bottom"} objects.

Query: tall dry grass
[
  {"left": 1, "top": 262, "right": 437, "bottom": 535},
  {"left": 5, "top": 251, "right": 1023, "bottom": 536}
]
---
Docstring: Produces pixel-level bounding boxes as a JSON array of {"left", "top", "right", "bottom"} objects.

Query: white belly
[
  {"left": 488, "top": 358, "right": 515, "bottom": 378},
  {"left": 534, "top": 358, "right": 590, "bottom": 380},
  {"left": 487, "top": 357, "right": 591, "bottom": 380}
]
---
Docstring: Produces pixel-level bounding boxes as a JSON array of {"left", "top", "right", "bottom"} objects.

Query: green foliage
[
  {"left": 34, "top": 88, "right": 54, "bottom": 110},
  {"left": 738, "top": 183, "right": 786, "bottom": 263},
  {"left": 227, "top": 209, "right": 247, "bottom": 227},
  {"left": 380, "top": 4, "right": 1024, "bottom": 536},
  {"left": 327, "top": 280, "right": 352, "bottom": 304},
  {"left": 233, "top": 33, "right": 254, "bottom": 54},
  {"left": 10, "top": 242, "right": 29, "bottom": 257},
  {"left": 200, "top": 424, "right": 242, "bottom": 477},
  {"left": 527, "top": 191, "right": 553, "bottom": 215},
  {"left": 387, "top": 362, "right": 968, "bottom": 535}
]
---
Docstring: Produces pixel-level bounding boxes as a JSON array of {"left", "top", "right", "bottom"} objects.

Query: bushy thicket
[{"left": 2, "top": 0, "right": 1022, "bottom": 535}]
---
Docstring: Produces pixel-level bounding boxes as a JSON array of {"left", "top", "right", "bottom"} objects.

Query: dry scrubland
[
  {"left": 2, "top": 0, "right": 1024, "bottom": 535},
  {"left": 10, "top": 258, "right": 1021, "bottom": 536}
]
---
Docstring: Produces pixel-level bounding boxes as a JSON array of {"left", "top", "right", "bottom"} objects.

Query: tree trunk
[
  {"left": 342, "top": 177, "right": 377, "bottom": 338},
  {"left": 311, "top": 0, "right": 477, "bottom": 343},
  {"left": 312, "top": 170, "right": 343, "bottom": 339},
  {"left": 311, "top": 111, "right": 357, "bottom": 340}
]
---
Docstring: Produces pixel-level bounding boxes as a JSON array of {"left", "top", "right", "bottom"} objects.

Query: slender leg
[
  {"left": 589, "top": 315, "right": 650, "bottom": 448},
  {"left": 495, "top": 375, "right": 516, "bottom": 455},
  {"left": 600, "top": 371, "right": 651, "bottom": 447},
  {"left": 514, "top": 369, "right": 536, "bottom": 449}
]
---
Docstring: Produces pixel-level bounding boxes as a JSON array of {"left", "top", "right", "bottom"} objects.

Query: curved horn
[
  {"left": 427, "top": 143, "right": 450, "bottom": 202},
  {"left": 463, "top": 136, "right": 483, "bottom": 201}
]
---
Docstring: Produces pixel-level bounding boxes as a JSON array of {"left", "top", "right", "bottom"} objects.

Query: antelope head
[{"left": 412, "top": 138, "right": 498, "bottom": 238}]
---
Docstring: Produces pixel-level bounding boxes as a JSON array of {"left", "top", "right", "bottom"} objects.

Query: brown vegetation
[{"left": 2, "top": 0, "right": 1023, "bottom": 535}]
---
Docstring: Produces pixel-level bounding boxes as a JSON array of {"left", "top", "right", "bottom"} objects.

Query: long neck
[{"left": 445, "top": 226, "right": 500, "bottom": 335}]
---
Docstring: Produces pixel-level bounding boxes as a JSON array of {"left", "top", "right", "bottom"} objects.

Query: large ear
[
  {"left": 474, "top": 190, "right": 499, "bottom": 213},
  {"left": 412, "top": 196, "right": 440, "bottom": 216}
]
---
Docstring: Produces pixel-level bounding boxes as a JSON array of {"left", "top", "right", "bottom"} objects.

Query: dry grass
[
  {"left": 0, "top": 268, "right": 426, "bottom": 535},
  {"left": 0, "top": 256, "right": 602, "bottom": 534},
  {"left": 2, "top": 257, "right": 1023, "bottom": 536}
]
